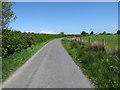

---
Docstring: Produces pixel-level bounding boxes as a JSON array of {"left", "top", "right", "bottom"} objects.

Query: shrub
[{"left": 2, "top": 29, "right": 61, "bottom": 58}]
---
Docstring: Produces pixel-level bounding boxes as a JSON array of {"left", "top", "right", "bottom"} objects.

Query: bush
[{"left": 2, "top": 29, "right": 61, "bottom": 58}]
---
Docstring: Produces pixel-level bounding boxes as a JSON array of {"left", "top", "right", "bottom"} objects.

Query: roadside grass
[
  {"left": 61, "top": 39, "right": 120, "bottom": 88},
  {"left": 0, "top": 58, "right": 1, "bottom": 83},
  {"left": 2, "top": 39, "right": 52, "bottom": 82},
  {"left": 82, "top": 34, "right": 118, "bottom": 48}
]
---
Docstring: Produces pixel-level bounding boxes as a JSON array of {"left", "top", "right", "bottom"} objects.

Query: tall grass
[{"left": 61, "top": 39, "right": 120, "bottom": 88}]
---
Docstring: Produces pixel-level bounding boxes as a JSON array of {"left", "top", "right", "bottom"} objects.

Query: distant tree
[
  {"left": 117, "top": 30, "right": 120, "bottom": 34},
  {"left": 2, "top": 2, "right": 17, "bottom": 29},
  {"left": 90, "top": 31, "right": 94, "bottom": 35},
  {"left": 81, "top": 31, "right": 89, "bottom": 36},
  {"left": 60, "top": 32, "right": 64, "bottom": 37},
  {"left": 102, "top": 31, "right": 106, "bottom": 35}
]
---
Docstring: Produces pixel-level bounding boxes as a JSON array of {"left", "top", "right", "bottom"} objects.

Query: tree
[
  {"left": 103, "top": 31, "right": 106, "bottom": 35},
  {"left": 117, "top": 30, "right": 120, "bottom": 34},
  {"left": 90, "top": 31, "right": 94, "bottom": 35},
  {"left": 2, "top": 2, "right": 16, "bottom": 29},
  {"left": 60, "top": 32, "right": 64, "bottom": 37},
  {"left": 81, "top": 31, "right": 88, "bottom": 36}
]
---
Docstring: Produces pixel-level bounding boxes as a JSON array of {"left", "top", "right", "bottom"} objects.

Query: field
[
  {"left": 61, "top": 39, "right": 119, "bottom": 88},
  {"left": 82, "top": 34, "right": 118, "bottom": 48}
]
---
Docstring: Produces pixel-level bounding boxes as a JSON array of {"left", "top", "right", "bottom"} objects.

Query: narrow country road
[{"left": 2, "top": 39, "right": 94, "bottom": 88}]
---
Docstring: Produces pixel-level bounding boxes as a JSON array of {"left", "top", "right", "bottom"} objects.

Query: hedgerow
[{"left": 2, "top": 29, "right": 61, "bottom": 58}]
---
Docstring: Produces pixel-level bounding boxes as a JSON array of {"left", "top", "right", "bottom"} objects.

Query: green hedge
[{"left": 2, "top": 29, "right": 61, "bottom": 58}]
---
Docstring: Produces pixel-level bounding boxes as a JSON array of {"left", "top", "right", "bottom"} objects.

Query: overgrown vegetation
[
  {"left": 2, "top": 29, "right": 61, "bottom": 58},
  {"left": 2, "top": 41, "right": 50, "bottom": 81},
  {"left": 2, "top": 29, "right": 61, "bottom": 82},
  {"left": 61, "top": 39, "right": 120, "bottom": 88}
]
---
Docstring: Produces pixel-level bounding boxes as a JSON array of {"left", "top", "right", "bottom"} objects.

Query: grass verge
[
  {"left": 2, "top": 39, "right": 52, "bottom": 82},
  {"left": 61, "top": 39, "right": 120, "bottom": 88},
  {"left": 0, "top": 58, "right": 1, "bottom": 83}
]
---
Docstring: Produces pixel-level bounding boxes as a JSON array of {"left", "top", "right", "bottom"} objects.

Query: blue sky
[{"left": 9, "top": 2, "right": 118, "bottom": 34}]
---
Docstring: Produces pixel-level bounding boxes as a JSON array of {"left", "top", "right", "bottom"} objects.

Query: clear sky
[{"left": 9, "top": 2, "right": 118, "bottom": 34}]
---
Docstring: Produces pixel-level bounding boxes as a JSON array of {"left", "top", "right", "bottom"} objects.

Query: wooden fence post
[
  {"left": 88, "top": 38, "right": 91, "bottom": 47},
  {"left": 102, "top": 39, "right": 105, "bottom": 51},
  {"left": 80, "top": 37, "right": 82, "bottom": 46}
]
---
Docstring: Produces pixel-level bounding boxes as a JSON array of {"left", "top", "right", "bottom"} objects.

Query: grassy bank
[
  {"left": 82, "top": 34, "right": 118, "bottom": 48},
  {"left": 61, "top": 39, "right": 119, "bottom": 88},
  {"left": 2, "top": 39, "right": 52, "bottom": 82},
  {"left": 0, "top": 58, "right": 1, "bottom": 83}
]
